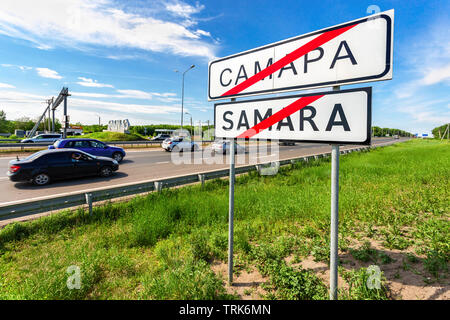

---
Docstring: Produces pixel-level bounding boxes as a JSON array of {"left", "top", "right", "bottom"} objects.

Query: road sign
[
  {"left": 214, "top": 87, "right": 371, "bottom": 145},
  {"left": 208, "top": 10, "right": 393, "bottom": 101}
]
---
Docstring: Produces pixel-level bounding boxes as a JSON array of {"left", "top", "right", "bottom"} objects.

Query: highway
[{"left": 0, "top": 137, "right": 403, "bottom": 205}]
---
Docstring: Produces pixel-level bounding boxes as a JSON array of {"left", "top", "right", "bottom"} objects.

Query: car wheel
[
  {"left": 112, "top": 152, "right": 123, "bottom": 162},
  {"left": 100, "top": 166, "right": 113, "bottom": 177},
  {"left": 33, "top": 173, "right": 50, "bottom": 186}
]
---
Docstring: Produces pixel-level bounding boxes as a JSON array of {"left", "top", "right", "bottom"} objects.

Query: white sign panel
[
  {"left": 214, "top": 87, "right": 372, "bottom": 145},
  {"left": 208, "top": 10, "right": 393, "bottom": 101}
]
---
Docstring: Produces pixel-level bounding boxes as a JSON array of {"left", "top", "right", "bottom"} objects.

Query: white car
[
  {"left": 21, "top": 134, "right": 62, "bottom": 143},
  {"left": 161, "top": 136, "right": 199, "bottom": 152},
  {"left": 211, "top": 140, "right": 245, "bottom": 154}
]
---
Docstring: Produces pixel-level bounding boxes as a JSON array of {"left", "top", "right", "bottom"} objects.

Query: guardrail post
[
  {"left": 154, "top": 181, "right": 163, "bottom": 193},
  {"left": 198, "top": 174, "right": 205, "bottom": 187},
  {"left": 85, "top": 193, "right": 93, "bottom": 216}
]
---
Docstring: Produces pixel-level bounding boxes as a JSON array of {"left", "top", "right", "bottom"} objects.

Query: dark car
[
  {"left": 48, "top": 139, "right": 126, "bottom": 162},
  {"left": 7, "top": 149, "right": 119, "bottom": 186},
  {"left": 279, "top": 140, "right": 296, "bottom": 146}
]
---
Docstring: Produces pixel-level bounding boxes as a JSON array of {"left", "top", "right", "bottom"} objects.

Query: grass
[
  {"left": 0, "top": 139, "right": 448, "bottom": 300},
  {"left": 68, "top": 132, "right": 146, "bottom": 141}
]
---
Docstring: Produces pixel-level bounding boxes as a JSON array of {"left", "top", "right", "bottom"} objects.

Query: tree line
[
  {"left": 371, "top": 126, "right": 412, "bottom": 137},
  {"left": 431, "top": 123, "right": 449, "bottom": 139},
  {"left": 0, "top": 111, "right": 62, "bottom": 136}
]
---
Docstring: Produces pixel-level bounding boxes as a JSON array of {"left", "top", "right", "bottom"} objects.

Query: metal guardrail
[{"left": 0, "top": 145, "right": 380, "bottom": 219}]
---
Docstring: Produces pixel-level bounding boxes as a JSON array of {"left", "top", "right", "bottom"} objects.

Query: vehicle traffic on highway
[
  {"left": 151, "top": 133, "right": 171, "bottom": 141},
  {"left": 48, "top": 138, "right": 126, "bottom": 162},
  {"left": 211, "top": 140, "right": 245, "bottom": 154},
  {"left": 161, "top": 136, "right": 199, "bottom": 152},
  {"left": 21, "top": 133, "right": 62, "bottom": 143},
  {"left": 7, "top": 149, "right": 119, "bottom": 186}
]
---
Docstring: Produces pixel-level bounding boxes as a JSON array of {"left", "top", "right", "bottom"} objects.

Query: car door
[
  {"left": 72, "top": 140, "right": 92, "bottom": 154},
  {"left": 40, "top": 152, "right": 76, "bottom": 178},
  {"left": 70, "top": 152, "right": 98, "bottom": 177}
]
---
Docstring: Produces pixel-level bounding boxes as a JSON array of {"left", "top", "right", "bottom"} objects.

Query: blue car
[{"left": 48, "top": 139, "right": 126, "bottom": 162}]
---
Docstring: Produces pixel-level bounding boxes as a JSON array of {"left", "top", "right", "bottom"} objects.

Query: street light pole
[
  {"left": 185, "top": 112, "right": 193, "bottom": 136},
  {"left": 176, "top": 65, "right": 195, "bottom": 131}
]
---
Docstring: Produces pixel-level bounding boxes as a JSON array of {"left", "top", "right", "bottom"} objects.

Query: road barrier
[{"left": 0, "top": 143, "right": 390, "bottom": 220}]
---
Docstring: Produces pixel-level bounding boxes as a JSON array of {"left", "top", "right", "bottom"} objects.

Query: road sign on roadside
[
  {"left": 214, "top": 87, "right": 371, "bottom": 145},
  {"left": 208, "top": 10, "right": 393, "bottom": 101}
]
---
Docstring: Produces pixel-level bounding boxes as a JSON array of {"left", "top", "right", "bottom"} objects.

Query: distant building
[
  {"left": 106, "top": 119, "right": 130, "bottom": 134},
  {"left": 60, "top": 125, "right": 83, "bottom": 136},
  {"left": 14, "top": 129, "right": 25, "bottom": 137}
]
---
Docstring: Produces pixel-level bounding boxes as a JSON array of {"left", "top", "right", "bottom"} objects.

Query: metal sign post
[
  {"left": 228, "top": 137, "right": 236, "bottom": 284},
  {"left": 228, "top": 97, "right": 236, "bottom": 285},
  {"left": 330, "top": 85, "right": 340, "bottom": 300}
]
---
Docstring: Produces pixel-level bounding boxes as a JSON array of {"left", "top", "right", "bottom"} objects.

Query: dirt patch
[
  {"left": 285, "top": 255, "right": 350, "bottom": 292},
  {"left": 211, "top": 260, "right": 269, "bottom": 300},
  {"left": 287, "top": 238, "right": 449, "bottom": 300}
]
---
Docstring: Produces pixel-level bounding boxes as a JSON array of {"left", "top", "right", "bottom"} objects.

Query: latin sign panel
[
  {"left": 208, "top": 10, "right": 393, "bottom": 101},
  {"left": 214, "top": 87, "right": 372, "bottom": 145}
]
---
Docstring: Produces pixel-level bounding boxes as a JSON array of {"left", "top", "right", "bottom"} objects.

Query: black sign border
[
  {"left": 208, "top": 12, "right": 391, "bottom": 101},
  {"left": 214, "top": 87, "right": 372, "bottom": 145}
]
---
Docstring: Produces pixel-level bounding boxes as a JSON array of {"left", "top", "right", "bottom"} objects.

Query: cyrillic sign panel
[{"left": 208, "top": 10, "right": 393, "bottom": 101}]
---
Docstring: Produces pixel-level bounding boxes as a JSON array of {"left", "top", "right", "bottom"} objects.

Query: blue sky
[{"left": 0, "top": 0, "right": 448, "bottom": 135}]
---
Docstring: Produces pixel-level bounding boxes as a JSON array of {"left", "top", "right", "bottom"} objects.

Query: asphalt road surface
[{"left": 0, "top": 137, "right": 405, "bottom": 205}]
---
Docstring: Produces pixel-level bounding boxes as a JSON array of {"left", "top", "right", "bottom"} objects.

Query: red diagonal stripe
[
  {"left": 221, "top": 23, "right": 358, "bottom": 97},
  {"left": 236, "top": 95, "right": 324, "bottom": 139}
]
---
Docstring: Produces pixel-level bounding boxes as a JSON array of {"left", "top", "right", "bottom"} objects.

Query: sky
[{"left": 0, "top": 0, "right": 448, "bottom": 135}]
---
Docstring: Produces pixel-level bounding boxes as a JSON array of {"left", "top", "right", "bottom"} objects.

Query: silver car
[
  {"left": 162, "top": 136, "right": 199, "bottom": 152},
  {"left": 211, "top": 140, "right": 245, "bottom": 154},
  {"left": 21, "top": 134, "right": 62, "bottom": 143}
]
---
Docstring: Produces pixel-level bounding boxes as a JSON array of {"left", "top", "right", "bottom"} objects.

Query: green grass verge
[
  {"left": 69, "top": 132, "right": 146, "bottom": 141},
  {"left": 0, "top": 139, "right": 448, "bottom": 299}
]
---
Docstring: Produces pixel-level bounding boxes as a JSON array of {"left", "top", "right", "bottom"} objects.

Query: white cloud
[
  {"left": 166, "top": 1, "right": 205, "bottom": 18},
  {"left": 1, "top": 64, "right": 33, "bottom": 71},
  {"left": 72, "top": 89, "right": 178, "bottom": 101},
  {"left": 422, "top": 63, "right": 450, "bottom": 85},
  {"left": 0, "top": 83, "right": 15, "bottom": 88},
  {"left": 0, "top": 89, "right": 183, "bottom": 124},
  {"left": 116, "top": 89, "right": 153, "bottom": 100},
  {"left": 76, "top": 77, "right": 114, "bottom": 88},
  {"left": 0, "top": 0, "right": 217, "bottom": 59},
  {"left": 36, "top": 67, "right": 63, "bottom": 79}
]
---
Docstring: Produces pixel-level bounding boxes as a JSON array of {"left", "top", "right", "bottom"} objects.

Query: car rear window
[{"left": 23, "top": 151, "right": 46, "bottom": 161}]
